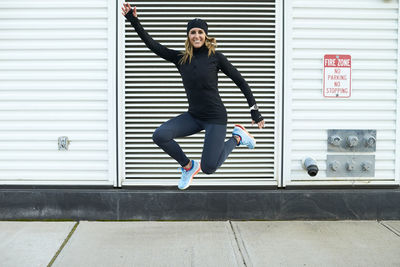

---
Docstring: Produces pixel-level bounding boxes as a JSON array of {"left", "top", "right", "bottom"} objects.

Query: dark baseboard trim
[{"left": 0, "top": 188, "right": 399, "bottom": 220}]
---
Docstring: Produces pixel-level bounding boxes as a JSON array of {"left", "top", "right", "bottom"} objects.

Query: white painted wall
[{"left": 283, "top": 0, "right": 400, "bottom": 186}]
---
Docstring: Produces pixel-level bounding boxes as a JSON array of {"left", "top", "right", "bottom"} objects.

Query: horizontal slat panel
[
  {"left": 0, "top": 91, "right": 107, "bottom": 101},
  {"left": 0, "top": 30, "right": 107, "bottom": 39},
  {"left": 292, "top": 101, "right": 396, "bottom": 110},
  {"left": 291, "top": 130, "right": 396, "bottom": 140},
  {"left": 126, "top": 31, "right": 275, "bottom": 36},
  {"left": 125, "top": 154, "right": 274, "bottom": 158},
  {"left": 125, "top": 47, "right": 275, "bottom": 52},
  {"left": 0, "top": 172, "right": 108, "bottom": 180},
  {"left": 292, "top": 1, "right": 398, "bottom": 9},
  {"left": 291, "top": 113, "right": 396, "bottom": 121},
  {"left": 0, "top": 133, "right": 107, "bottom": 140},
  {"left": 0, "top": 1, "right": 108, "bottom": 8},
  {"left": 126, "top": 16, "right": 275, "bottom": 21},
  {"left": 291, "top": 121, "right": 395, "bottom": 129},
  {"left": 126, "top": 159, "right": 273, "bottom": 163},
  {"left": 1, "top": 162, "right": 108, "bottom": 170},
  {"left": 293, "top": 10, "right": 397, "bottom": 20},
  {"left": 293, "top": 20, "right": 397, "bottom": 30},
  {"left": 0, "top": 102, "right": 107, "bottom": 110},
  {"left": 0, "top": 40, "right": 108, "bottom": 49},
  {"left": 293, "top": 33, "right": 397, "bottom": 40},
  {"left": 0, "top": 10, "right": 108, "bottom": 19},
  {"left": 293, "top": 83, "right": 397, "bottom": 90},
  {"left": 0, "top": 51, "right": 107, "bottom": 60},
  {"left": 0, "top": 61, "right": 107, "bottom": 70},
  {"left": 123, "top": 2, "right": 275, "bottom": 6},
  {"left": 0, "top": 110, "right": 109, "bottom": 122},
  {"left": 0, "top": 72, "right": 108, "bottom": 80},
  {"left": 0, "top": 141, "right": 107, "bottom": 150},
  {"left": 127, "top": 52, "right": 276, "bottom": 58},
  {"left": 0, "top": 151, "right": 108, "bottom": 160},
  {"left": 124, "top": 128, "right": 272, "bottom": 133},
  {"left": 124, "top": 174, "right": 274, "bottom": 178}
]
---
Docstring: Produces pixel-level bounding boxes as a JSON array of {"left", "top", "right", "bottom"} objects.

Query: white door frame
[{"left": 116, "top": 0, "right": 284, "bottom": 187}]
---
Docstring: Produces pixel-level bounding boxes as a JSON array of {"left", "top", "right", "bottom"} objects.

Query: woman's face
[{"left": 189, "top": 27, "right": 205, "bottom": 48}]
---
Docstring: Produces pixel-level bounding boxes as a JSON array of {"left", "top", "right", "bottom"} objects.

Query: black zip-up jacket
[{"left": 125, "top": 10, "right": 259, "bottom": 125}]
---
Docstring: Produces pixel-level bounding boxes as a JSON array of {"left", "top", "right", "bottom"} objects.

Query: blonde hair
[{"left": 178, "top": 34, "right": 217, "bottom": 65}]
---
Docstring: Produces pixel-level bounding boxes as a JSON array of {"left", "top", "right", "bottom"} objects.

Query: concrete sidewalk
[{"left": 0, "top": 221, "right": 399, "bottom": 267}]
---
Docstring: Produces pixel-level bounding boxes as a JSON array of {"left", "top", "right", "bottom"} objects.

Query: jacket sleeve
[
  {"left": 216, "top": 51, "right": 257, "bottom": 108},
  {"left": 125, "top": 10, "right": 180, "bottom": 65}
]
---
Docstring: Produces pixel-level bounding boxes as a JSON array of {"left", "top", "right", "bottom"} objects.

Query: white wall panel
[
  {"left": 121, "top": 0, "right": 280, "bottom": 186},
  {"left": 283, "top": 0, "right": 399, "bottom": 186},
  {"left": 0, "top": 0, "right": 117, "bottom": 185}
]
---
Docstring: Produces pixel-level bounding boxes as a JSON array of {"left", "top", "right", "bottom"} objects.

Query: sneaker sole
[
  {"left": 179, "top": 163, "right": 201, "bottom": 190},
  {"left": 234, "top": 124, "right": 256, "bottom": 146}
]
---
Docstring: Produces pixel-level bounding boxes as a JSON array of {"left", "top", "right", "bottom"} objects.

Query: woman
[{"left": 122, "top": 3, "right": 265, "bottom": 190}]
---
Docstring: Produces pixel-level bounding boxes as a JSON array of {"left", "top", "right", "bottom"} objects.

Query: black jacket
[{"left": 125, "top": 10, "right": 259, "bottom": 125}]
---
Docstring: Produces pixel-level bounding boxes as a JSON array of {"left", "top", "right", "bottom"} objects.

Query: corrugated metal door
[
  {"left": 283, "top": 0, "right": 400, "bottom": 186},
  {"left": 0, "top": 1, "right": 117, "bottom": 185},
  {"left": 122, "top": 0, "right": 280, "bottom": 186}
]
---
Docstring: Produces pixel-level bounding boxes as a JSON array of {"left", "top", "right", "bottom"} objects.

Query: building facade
[{"left": 0, "top": 1, "right": 399, "bottom": 220}]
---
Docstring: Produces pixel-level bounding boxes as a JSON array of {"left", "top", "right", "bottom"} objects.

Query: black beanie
[{"left": 186, "top": 18, "right": 208, "bottom": 36}]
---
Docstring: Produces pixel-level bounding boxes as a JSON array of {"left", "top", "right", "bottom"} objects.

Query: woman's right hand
[{"left": 121, "top": 2, "right": 137, "bottom": 18}]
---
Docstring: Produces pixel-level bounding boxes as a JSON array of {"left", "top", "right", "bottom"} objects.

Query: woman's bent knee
[
  {"left": 201, "top": 163, "right": 217, "bottom": 174},
  {"left": 152, "top": 128, "right": 169, "bottom": 145}
]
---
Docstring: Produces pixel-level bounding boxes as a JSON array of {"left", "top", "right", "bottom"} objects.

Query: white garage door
[{"left": 0, "top": 0, "right": 117, "bottom": 186}]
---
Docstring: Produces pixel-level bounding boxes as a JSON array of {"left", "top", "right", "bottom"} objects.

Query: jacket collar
[{"left": 193, "top": 44, "right": 208, "bottom": 54}]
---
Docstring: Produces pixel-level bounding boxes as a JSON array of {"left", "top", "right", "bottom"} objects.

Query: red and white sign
[{"left": 323, "top": 54, "right": 351, "bottom": 98}]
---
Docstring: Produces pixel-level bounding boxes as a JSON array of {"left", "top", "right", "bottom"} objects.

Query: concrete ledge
[{"left": 0, "top": 188, "right": 399, "bottom": 220}]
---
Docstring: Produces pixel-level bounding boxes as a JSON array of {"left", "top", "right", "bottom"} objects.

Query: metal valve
[
  {"left": 364, "top": 135, "right": 376, "bottom": 147},
  {"left": 330, "top": 161, "right": 340, "bottom": 171},
  {"left": 346, "top": 135, "right": 359, "bottom": 147},
  {"left": 346, "top": 160, "right": 356, "bottom": 171},
  {"left": 329, "top": 135, "right": 342, "bottom": 146},
  {"left": 361, "top": 161, "right": 372, "bottom": 172},
  {"left": 302, "top": 157, "right": 319, "bottom": 177}
]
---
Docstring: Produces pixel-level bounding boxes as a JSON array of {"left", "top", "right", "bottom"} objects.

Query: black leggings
[{"left": 152, "top": 112, "right": 237, "bottom": 174}]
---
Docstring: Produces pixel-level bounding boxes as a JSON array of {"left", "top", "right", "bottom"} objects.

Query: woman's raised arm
[{"left": 122, "top": 2, "right": 180, "bottom": 65}]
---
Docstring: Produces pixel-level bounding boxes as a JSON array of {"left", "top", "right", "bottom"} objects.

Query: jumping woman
[{"left": 122, "top": 3, "right": 265, "bottom": 190}]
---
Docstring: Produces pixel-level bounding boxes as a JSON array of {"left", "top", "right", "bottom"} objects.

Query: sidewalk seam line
[
  {"left": 47, "top": 221, "right": 80, "bottom": 267},
  {"left": 229, "top": 221, "right": 249, "bottom": 267},
  {"left": 378, "top": 221, "right": 400, "bottom": 237}
]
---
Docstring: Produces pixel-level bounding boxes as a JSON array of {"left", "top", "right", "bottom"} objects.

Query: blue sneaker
[
  {"left": 232, "top": 124, "right": 256, "bottom": 149},
  {"left": 178, "top": 160, "right": 201, "bottom": 190}
]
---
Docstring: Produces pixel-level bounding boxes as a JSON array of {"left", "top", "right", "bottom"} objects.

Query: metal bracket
[{"left": 58, "top": 136, "right": 70, "bottom": 151}]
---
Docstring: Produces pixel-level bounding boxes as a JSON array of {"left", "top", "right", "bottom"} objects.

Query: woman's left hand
[{"left": 252, "top": 119, "right": 265, "bottom": 129}]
